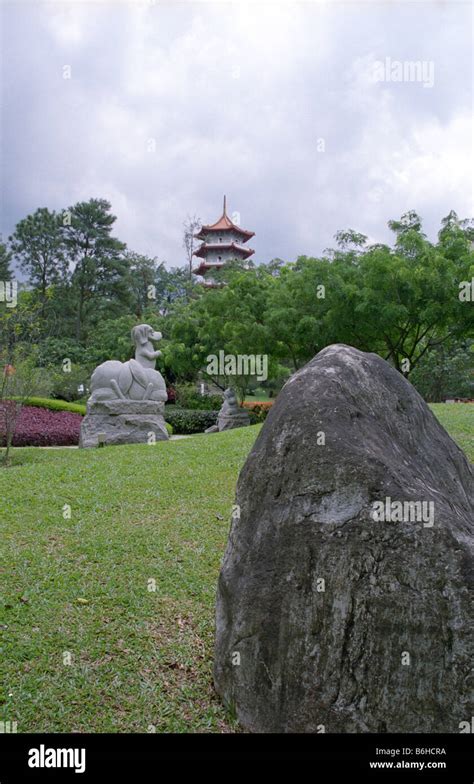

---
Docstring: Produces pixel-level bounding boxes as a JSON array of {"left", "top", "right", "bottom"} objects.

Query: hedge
[
  {"left": 164, "top": 408, "right": 219, "bottom": 435},
  {"left": 13, "top": 397, "right": 87, "bottom": 415}
]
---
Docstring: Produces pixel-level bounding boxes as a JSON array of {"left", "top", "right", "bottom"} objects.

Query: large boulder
[{"left": 214, "top": 344, "right": 473, "bottom": 733}]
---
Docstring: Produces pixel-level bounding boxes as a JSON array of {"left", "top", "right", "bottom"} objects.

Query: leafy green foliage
[
  {"left": 63, "top": 198, "right": 131, "bottom": 342},
  {"left": 410, "top": 340, "right": 474, "bottom": 401},
  {"left": 5, "top": 204, "right": 474, "bottom": 403},
  {"left": 0, "top": 241, "right": 12, "bottom": 281},
  {"left": 47, "top": 364, "right": 91, "bottom": 402},
  {"left": 164, "top": 407, "right": 218, "bottom": 434},
  {"left": 13, "top": 397, "right": 87, "bottom": 415},
  {"left": 8, "top": 208, "right": 67, "bottom": 313},
  {"left": 174, "top": 383, "right": 222, "bottom": 410}
]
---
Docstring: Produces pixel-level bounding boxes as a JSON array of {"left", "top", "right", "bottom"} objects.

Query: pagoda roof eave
[
  {"left": 194, "top": 224, "right": 254, "bottom": 241},
  {"left": 193, "top": 242, "right": 255, "bottom": 259}
]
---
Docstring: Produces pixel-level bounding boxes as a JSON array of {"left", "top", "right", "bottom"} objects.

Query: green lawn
[
  {"left": 430, "top": 403, "right": 473, "bottom": 460},
  {"left": 0, "top": 405, "right": 472, "bottom": 733}
]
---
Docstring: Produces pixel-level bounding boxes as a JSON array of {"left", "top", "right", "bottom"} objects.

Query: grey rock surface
[
  {"left": 79, "top": 400, "right": 168, "bottom": 447},
  {"left": 214, "top": 344, "right": 474, "bottom": 733},
  {"left": 86, "top": 400, "right": 165, "bottom": 416},
  {"left": 217, "top": 412, "right": 250, "bottom": 431}
]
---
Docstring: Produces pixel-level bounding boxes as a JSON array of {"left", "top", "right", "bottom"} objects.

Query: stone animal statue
[
  {"left": 89, "top": 324, "right": 168, "bottom": 403},
  {"left": 205, "top": 387, "right": 250, "bottom": 433},
  {"left": 220, "top": 387, "right": 240, "bottom": 416}
]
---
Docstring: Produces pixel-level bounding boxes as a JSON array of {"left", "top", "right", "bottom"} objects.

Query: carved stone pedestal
[
  {"left": 79, "top": 400, "right": 169, "bottom": 448},
  {"left": 217, "top": 411, "right": 250, "bottom": 431},
  {"left": 205, "top": 393, "right": 251, "bottom": 434}
]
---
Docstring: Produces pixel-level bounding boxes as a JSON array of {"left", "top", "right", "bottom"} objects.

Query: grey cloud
[{"left": 1, "top": 0, "right": 472, "bottom": 266}]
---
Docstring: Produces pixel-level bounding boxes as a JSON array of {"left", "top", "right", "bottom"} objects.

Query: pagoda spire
[{"left": 223, "top": 194, "right": 227, "bottom": 215}]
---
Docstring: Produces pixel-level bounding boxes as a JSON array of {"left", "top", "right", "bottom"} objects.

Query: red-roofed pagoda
[{"left": 192, "top": 196, "right": 255, "bottom": 287}]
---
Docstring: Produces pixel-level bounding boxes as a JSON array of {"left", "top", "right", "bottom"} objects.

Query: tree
[
  {"left": 0, "top": 358, "right": 51, "bottom": 465},
  {"left": 0, "top": 295, "right": 47, "bottom": 465},
  {"left": 0, "top": 241, "right": 12, "bottom": 281},
  {"left": 410, "top": 339, "right": 474, "bottom": 402},
  {"left": 321, "top": 212, "right": 474, "bottom": 373},
  {"left": 333, "top": 228, "right": 368, "bottom": 250},
  {"left": 86, "top": 314, "right": 140, "bottom": 365},
  {"left": 152, "top": 264, "right": 195, "bottom": 316},
  {"left": 0, "top": 363, "right": 23, "bottom": 466},
  {"left": 63, "top": 199, "right": 130, "bottom": 342},
  {"left": 264, "top": 257, "right": 335, "bottom": 370},
  {"left": 388, "top": 209, "right": 424, "bottom": 236},
  {"left": 0, "top": 289, "right": 43, "bottom": 365},
  {"left": 182, "top": 214, "right": 201, "bottom": 281},
  {"left": 387, "top": 210, "right": 426, "bottom": 261},
  {"left": 127, "top": 252, "right": 159, "bottom": 318},
  {"left": 164, "top": 266, "right": 275, "bottom": 399},
  {"left": 9, "top": 208, "right": 66, "bottom": 313}
]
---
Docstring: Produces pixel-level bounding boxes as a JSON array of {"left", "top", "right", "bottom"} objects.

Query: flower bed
[{"left": 0, "top": 403, "right": 82, "bottom": 447}]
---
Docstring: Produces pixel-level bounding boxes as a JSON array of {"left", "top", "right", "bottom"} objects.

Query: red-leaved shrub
[
  {"left": 166, "top": 386, "right": 177, "bottom": 404},
  {"left": 242, "top": 401, "right": 274, "bottom": 411},
  {"left": 0, "top": 403, "right": 82, "bottom": 447},
  {"left": 241, "top": 400, "right": 274, "bottom": 422}
]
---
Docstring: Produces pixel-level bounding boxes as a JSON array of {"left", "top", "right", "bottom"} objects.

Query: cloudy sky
[{"left": 1, "top": 0, "right": 472, "bottom": 268}]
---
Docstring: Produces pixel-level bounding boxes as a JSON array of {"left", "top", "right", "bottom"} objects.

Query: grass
[
  {"left": 0, "top": 405, "right": 471, "bottom": 733},
  {"left": 0, "top": 427, "right": 259, "bottom": 733},
  {"left": 429, "top": 403, "right": 473, "bottom": 460}
]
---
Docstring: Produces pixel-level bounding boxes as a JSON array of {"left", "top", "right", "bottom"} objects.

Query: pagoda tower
[{"left": 192, "top": 196, "right": 255, "bottom": 287}]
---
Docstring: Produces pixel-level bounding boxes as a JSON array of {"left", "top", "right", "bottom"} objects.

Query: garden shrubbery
[
  {"left": 166, "top": 386, "right": 177, "bottom": 404},
  {"left": 174, "top": 383, "right": 223, "bottom": 411},
  {"left": 164, "top": 404, "right": 264, "bottom": 433},
  {"left": 49, "top": 364, "right": 92, "bottom": 402},
  {"left": 242, "top": 400, "right": 273, "bottom": 422},
  {"left": 14, "top": 397, "right": 87, "bottom": 415},
  {"left": 164, "top": 407, "right": 218, "bottom": 434}
]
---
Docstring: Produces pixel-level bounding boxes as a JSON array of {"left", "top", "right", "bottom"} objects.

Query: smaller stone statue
[
  {"left": 205, "top": 387, "right": 250, "bottom": 433},
  {"left": 80, "top": 324, "right": 169, "bottom": 447}
]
